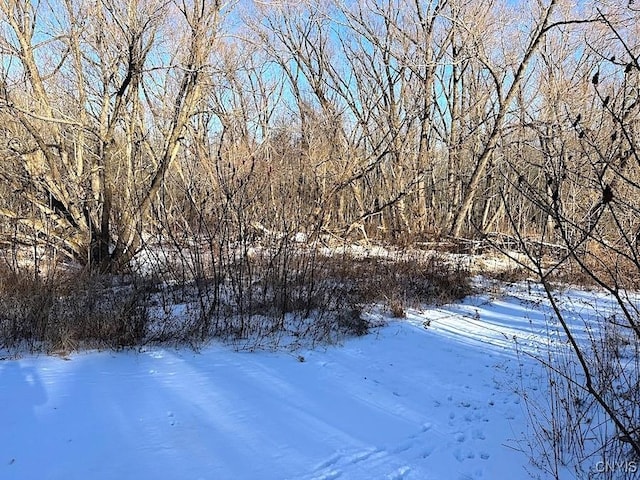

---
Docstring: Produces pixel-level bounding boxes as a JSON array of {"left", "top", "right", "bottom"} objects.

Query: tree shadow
[{"left": 0, "top": 360, "right": 48, "bottom": 475}]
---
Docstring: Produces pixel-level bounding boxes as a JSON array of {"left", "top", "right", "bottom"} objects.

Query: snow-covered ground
[{"left": 0, "top": 281, "right": 624, "bottom": 480}]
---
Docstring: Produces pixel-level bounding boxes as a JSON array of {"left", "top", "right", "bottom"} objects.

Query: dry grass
[
  {"left": 0, "top": 267, "right": 153, "bottom": 353},
  {"left": 0, "top": 245, "right": 472, "bottom": 354}
]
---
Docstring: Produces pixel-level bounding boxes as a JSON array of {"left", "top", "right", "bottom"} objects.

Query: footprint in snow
[
  {"left": 316, "top": 471, "right": 341, "bottom": 480},
  {"left": 392, "top": 442, "right": 413, "bottom": 454},
  {"left": 420, "top": 445, "right": 435, "bottom": 458},
  {"left": 410, "top": 423, "right": 432, "bottom": 439},
  {"left": 409, "top": 422, "right": 433, "bottom": 438},
  {"left": 387, "top": 465, "right": 411, "bottom": 480},
  {"left": 454, "top": 448, "right": 474, "bottom": 462},
  {"left": 315, "top": 453, "right": 342, "bottom": 471},
  {"left": 349, "top": 448, "right": 383, "bottom": 464},
  {"left": 457, "top": 468, "right": 485, "bottom": 480}
]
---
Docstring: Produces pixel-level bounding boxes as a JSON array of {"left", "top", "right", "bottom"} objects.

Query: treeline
[{"left": 0, "top": 0, "right": 638, "bottom": 271}]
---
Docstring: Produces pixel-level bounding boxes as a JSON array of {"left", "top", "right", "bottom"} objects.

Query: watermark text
[{"left": 594, "top": 461, "right": 638, "bottom": 474}]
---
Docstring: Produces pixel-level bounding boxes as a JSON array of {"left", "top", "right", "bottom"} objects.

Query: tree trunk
[{"left": 449, "top": 0, "right": 558, "bottom": 237}]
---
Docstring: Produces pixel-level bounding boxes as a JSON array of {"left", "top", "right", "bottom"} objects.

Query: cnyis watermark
[{"left": 594, "top": 461, "right": 638, "bottom": 474}]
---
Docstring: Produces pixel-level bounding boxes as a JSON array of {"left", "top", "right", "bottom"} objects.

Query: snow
[{"left": 0, "top": 281, "right": 622, "bottom": 480}]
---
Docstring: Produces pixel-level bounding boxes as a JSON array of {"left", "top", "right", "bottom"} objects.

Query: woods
[{"left": 0, "top": 0, "right": 635, "bottom": 272}]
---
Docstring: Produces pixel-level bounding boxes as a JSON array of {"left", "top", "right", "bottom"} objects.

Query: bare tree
[{"left": 0, "top": 0, "right": 225, "bottom": 270}]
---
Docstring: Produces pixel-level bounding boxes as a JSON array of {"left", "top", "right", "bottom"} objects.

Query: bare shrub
[
  {"left": 516, "top": 303, "right": 640, "bottom": 480},
  {"left": 0, "top": 239, "right": 473, "bottom": 354},
  {"left": 0, "top": 267, "right": 156, "bottom": 354}
]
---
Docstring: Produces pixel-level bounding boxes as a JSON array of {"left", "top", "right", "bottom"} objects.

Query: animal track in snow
[
  {"left": 314, "top": 471, "right": 341, "bottom": 480},
  {"left": 454, "top": 448, "right": 475, "bottom": 462},
  {"left": 315, "top": 453, "right": 341, "bottom": 471},
  {"left": 419, "top": 422, "right": 432, "bottom": 433},
  {"left": 349, "top": 448, "right": 384, "bottom": 464},
  {"left": 392, "top": 442, "right": 412, "bottom": 454},
  {"left": 420, "top": 445, "right": 435, "bottom": 458},
  {"left": 387, "top": 465, "right": 411, "bottom": 479}
]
